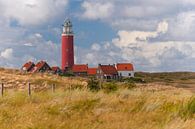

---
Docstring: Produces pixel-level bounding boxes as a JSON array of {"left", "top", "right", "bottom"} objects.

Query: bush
[
  {"left": 60, "top": 72, "right": 75, "bottom": 77},
  {"left": 87, "top": 78, "right": 100, "bottom": 92},
  {"left": 123, "top": 77, "right": 145, "bottom": 83},
  {"left": 103, "top": 82, "right": 118, "bottom": 93},
  {"left": 60, "top": 69, "right": 75, "bottom": 77}
]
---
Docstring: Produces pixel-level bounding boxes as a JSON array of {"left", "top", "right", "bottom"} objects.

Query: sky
[{"left": 1, "top": 0, "right": 195, "bottom": 72}]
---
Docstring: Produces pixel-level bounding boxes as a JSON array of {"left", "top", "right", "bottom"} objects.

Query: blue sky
[{"left": 1, "top": 0, "right": 195, "bottom": 72}]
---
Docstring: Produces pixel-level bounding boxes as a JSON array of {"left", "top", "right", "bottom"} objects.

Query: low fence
[{"left": 0, "top": 83, "right": 56, "bottom": 97}]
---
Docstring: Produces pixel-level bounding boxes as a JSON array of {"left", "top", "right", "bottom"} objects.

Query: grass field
[
  {"left": 0, "top": 87, "right": 194, "bottom": 129},
  {"left": 0, "top": 68, "right": 194, "bottom": 129},
  {"left": 136, "top": 72, "right": 195, "bottom": 92}
]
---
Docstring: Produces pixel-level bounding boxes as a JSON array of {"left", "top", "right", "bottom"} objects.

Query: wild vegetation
[{"left": 0, "top": 68, "right": 194, "bottom": 129}]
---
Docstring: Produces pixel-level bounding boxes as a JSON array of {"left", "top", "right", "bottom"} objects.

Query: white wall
[{"left": 118, "top": 71, "right": 134, "bottom": 78}]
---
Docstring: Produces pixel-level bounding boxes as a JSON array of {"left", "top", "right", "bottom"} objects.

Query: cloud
[
  {"left": 0, "top": 0, "right": 68, "bottom": 26},
  {"left": 0, "top": 31, "right": 61, "bottom": 68},
  {"left": 80, "top": 0, "right": 195, "bottom": 41},
  {"left": 76, "top": 1, "right": 195, "bottom": 71},
  {"left": 35, "top": 33, "right": 42, "bottom": 38},
  {"left": 167, "top": 11, "right": 195, "bottom": 41},
  {"left": 81, "top": 1, "right": 114, "bottom": 20},
  {"left": 91, "top": 43, "right": 101, "bottom": 51},
  {"left": 112, "top": 21, "right": 168, "bottom": 48},
  {"left": 157, "top": 20, "right": 168, "bottom": 34},
  {"left": 0, "top": 48, "right": 13, "bottom": 60}
]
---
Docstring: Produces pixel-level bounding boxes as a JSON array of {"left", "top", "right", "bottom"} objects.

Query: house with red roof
[
  {"left": 72, "top": 64, "right": 88, "bottom": 76},
  {"left": 31, "top": 61, "right": 51, "bottom": 73},
  {"left": 88, "top": 68, "right": 97, "bottom": 76},
  {"left": 116, "top": 63, "right": 134, "bottom": 78},
  {"left": 97, "top": 64, "right": 118, "bottom": 80},
  {"left": 21, "top": 61, "right": 35, "bottom": 72}
]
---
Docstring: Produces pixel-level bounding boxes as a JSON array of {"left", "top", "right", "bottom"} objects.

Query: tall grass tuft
[{"left": 179, "top": 97, "right": 195, "bottom": 120}]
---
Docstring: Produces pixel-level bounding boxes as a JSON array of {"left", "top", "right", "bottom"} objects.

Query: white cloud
[
  {"left": 35, "top": 33, "right": 42, "bottom": 38},
  {"left": 80, "top": 0, "right": 195, "bottom": 41},
  {"left": 0, "top": 0, "right": 68, "bottom": 26},
  {"left": 167, "top": 11, "right": 195, "bottom": 40},
  {"left": 81, "top": 1, "right": 114, "bottom": 20},
  {"left": 91, "top": 43, "right": 101, "bottom": 51},
  {"left": 157, "top": 20, "right": 168, "bottom": 34},
  {"left": 113, "top": 21, "right": 168, "bottom": 48},
  {"left": 0, "top": 31, "right": 61, "bottom": 68},
  {"left": 0, "top": 48, "right": 13, "bottom": 60}
]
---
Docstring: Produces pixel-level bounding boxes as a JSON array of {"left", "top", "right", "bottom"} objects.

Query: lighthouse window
[{"left": 66, "top": 49, "right": 69, "bottom": 52}]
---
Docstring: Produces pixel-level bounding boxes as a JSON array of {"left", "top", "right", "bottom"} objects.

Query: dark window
[
  {"left": 107, "top": 76, "right": 111, "bottom": 79},
  {"left": 129, "top": 73, "right": 131, "bottom": 76}
]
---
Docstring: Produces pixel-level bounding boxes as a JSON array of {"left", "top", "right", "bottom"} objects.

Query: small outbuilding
[{"left": 116, "top": 63, "right": 134, "bottom": 78}]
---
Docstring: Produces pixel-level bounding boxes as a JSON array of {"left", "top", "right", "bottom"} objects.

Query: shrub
[
  {"left": 123, "top": 77, "right": 145, "bottom": 83},
  {"left": 60, "top": 72, "right": 75, "bottom": 77},
  {"left": 87, "top": 78, "right": 100, "bottom": 92},
  {"left": 60, "top": 69, "right": 75, "bottom": 77},
  {"left": 103, "top": 82, "right": 118, "bottom": 93}
]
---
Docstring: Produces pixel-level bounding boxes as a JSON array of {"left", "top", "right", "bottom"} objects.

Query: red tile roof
[
  {"left": 99, "top": 65, "right": 118, "bottom": 75},
  {"left": 72, "top": 64, "right": 88, "bottom": 73},
  {"left": 88, "top": 68, "right": 97, "bottom": 75},
  {"left": 116, "top": 63, "right": 134, "bottom": 71},
  {"left": 22, "top": 61, "right": 35, "bottom": 71},
  {"left": 31, "top": 61, "right": 50, "bottom": 72}
]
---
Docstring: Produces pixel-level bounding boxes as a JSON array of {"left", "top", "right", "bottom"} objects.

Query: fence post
[
  {"left": 28, "top": 83, "right": 31, "bottom": 96},
  {"left": 52, "top": 84, "right": 56, "bottom": 93},
  {"left": 99, "top": 77, "right": 103, "bottom": 89},
  {"left": 1, "top": 83, "right": 4, "bottom": 97}
]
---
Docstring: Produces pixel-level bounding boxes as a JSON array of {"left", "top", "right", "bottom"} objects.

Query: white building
[{"left": 116, "top": 63, "right": 134, "bottom": 78}]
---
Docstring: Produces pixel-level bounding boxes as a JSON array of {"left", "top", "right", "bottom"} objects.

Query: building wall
[{"left": 118, "top": 71, "right": 134, "bottom": 78}]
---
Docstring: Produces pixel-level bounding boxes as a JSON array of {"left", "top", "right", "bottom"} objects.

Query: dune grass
[
  {"left": 0, "top": 69, "right": 194, "bottom": 129},
  {"left": 0, "top": 87, "right": 194, "bottom": 129}
]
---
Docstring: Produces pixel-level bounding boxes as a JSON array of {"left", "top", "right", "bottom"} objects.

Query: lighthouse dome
[{"left": 63, "top": 19, "right": 73, "bottom": 34}]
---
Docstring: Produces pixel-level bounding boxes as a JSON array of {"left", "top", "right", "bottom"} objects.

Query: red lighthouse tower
[{"left": 61, "top": 19, "right": 74, "bottom": 70}]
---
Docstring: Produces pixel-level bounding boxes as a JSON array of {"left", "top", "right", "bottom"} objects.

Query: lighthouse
[{"left": 61, "top": 19, "right": 74, "bottom": 70}]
